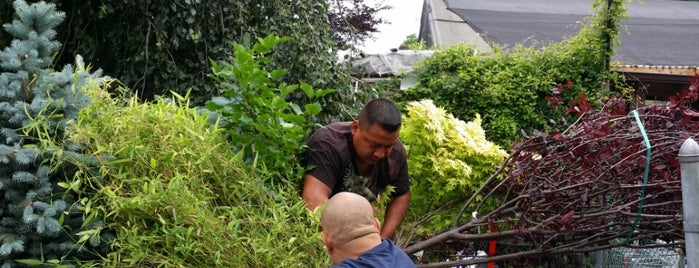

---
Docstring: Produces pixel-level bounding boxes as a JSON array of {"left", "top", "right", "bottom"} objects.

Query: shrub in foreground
[{"left": 66, "top": 84, "right": 329, "bottom": 267}]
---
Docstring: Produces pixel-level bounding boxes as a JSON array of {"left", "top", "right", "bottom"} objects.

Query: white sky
[{"left": 355, "top": 0, "right": 424, "bottom": 54}]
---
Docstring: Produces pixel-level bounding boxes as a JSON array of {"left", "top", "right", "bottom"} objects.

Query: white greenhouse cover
[{"left": 350, "top": 50, "right": 435, "bottom": 77}]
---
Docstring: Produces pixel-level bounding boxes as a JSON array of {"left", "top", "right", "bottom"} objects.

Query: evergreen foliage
[{"left": 0, "top": 1, "right": 110, "bottom": 266}]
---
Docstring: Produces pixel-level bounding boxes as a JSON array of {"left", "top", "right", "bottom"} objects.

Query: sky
[{"left": 355, "top": 0, "right": 424, "bottom": 54}]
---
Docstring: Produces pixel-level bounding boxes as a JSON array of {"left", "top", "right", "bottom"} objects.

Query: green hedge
[{"left": 397, "top": 0, "right": 629, "bottom": 148}]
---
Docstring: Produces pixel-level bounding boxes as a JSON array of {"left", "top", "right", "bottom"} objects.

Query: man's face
[{"left": 351, "top": 120, "right": 399, "bottom": 166}]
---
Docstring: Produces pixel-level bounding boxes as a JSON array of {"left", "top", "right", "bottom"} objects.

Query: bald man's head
[{"left": 321, "top": 192, "right": 380, "bottom": 246}]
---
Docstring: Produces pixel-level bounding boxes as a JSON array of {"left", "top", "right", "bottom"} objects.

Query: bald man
[{"left": 320, "top": 192, "right": 416, "bottom": 268}]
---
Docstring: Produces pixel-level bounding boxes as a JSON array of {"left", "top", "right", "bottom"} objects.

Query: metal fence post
[
  {"left": 594, "top": 250, "right": 605, "bottom": 268},
  {"left": 679, "top": 138, "right": 699, "bottom": 268}
]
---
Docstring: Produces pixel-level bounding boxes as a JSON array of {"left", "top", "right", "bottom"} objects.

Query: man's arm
[
  {"left": 380, "top": 191, "right": 410, "bottom": 240},
  {"left": 302, "top": 174, "right": 333, "bottom": 211}
]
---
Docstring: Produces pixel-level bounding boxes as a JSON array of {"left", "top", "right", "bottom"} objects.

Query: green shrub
[
  {"left": 396, "top": 100, "right": 507, "bottom": 245},
  {"left": 8, "top": 0, "right": 342, "bottom": 105},
  {"left": 65, "top": 84, "right": 329, "bottom": 267},
  {"left": 205, "top": 34, "right": 335, "bottom": 184},
  {"left": 397, "top": 42, "right": 608, "bottom": 148},
  {"left": 2, "top": 0, "right": 374, "bottom": 126},
  {"left": 397, "top": 0, "right": 630, "bottom": 148}
]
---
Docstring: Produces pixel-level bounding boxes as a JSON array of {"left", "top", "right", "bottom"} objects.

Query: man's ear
[
  {"left": 374, "top": 217, "right": 381, "bottom": 232},
  {"left": 322, "top": 232, "right": 333, "bottom": 251},
  {"left": 351, "top": 120, "right": 360, "bottom": 135}
]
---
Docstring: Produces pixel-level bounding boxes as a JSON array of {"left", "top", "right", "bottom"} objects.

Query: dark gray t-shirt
[{"left": 303, "top": 122, "right": 410, "bottom": 201}]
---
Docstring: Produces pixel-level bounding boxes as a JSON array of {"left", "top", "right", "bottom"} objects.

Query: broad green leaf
[
  {"left": 300, "top": 82, "right": 314, "bottom": 98},
  {"left": 290, "top": 103, "right": 303, "bottom": 115},
  {"left": 304, "top": 103, "right": 322, "bottom": 115},
  {"left": 270, "top": 69, "right": 289, "bottom": 80},
  {"left": 278, "top": 118, "right": 294, "bottom": 128},
  {"left": 314, "top": 88, "right": 335, "bottom": 98},
  {"left": 280, "top": 84, "right": 299, "bottom": 97}
]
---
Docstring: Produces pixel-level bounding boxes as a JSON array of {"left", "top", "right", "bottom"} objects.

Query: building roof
[{"left": 420, "top": 0, "right": 699, "bottom": 67}]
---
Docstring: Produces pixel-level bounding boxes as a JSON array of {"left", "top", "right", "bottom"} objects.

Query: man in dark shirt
[{"left": 302, "top": 98, "right": 410, "bottom": 239}]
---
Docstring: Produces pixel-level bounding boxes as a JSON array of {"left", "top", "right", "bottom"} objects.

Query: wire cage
[{"left": 603, "top": 244, "right": 684, "bottom": 268}]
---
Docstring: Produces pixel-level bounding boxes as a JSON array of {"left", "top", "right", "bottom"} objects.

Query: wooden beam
[{"left": 612, "top": 65, "right": 699, "bottom": 76}]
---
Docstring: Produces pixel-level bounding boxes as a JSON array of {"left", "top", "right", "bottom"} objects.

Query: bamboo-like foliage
[{"left": 67, "top": 84, "right": 330, "bottom": 267}]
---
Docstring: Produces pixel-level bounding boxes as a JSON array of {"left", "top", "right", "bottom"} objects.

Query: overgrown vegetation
[
  {"left": 405, "top": 75, "right": 699, "bottom": 266},
  {"left": 1, "top": 0, "right": 326, "bottom": 101},
  {"left": 4, "top": 2, "right": 332, "bottom": 266},
  {"left": 0, "top": 0, "right": 381, "bottom": 124},
  {"left": 3, "top": 0, "right": 684, "bottom": 267},
  {"left": 65, "top": 85, "right": 328, "bottom": 267}
]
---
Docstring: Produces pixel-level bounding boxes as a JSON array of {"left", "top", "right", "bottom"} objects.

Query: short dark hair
[{"left": 358, "top": 98, "right": 401, "bottom": 132}]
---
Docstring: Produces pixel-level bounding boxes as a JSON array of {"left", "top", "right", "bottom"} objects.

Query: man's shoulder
[
  {"left": 317, "top": 121, "right": 352, "bottom": 133},
  {"left": 331, "top": 239, "right": 415, "bottom": 268},
  {"left": 390, "top": 140, "right": 408, "bottom": 159},
  {"left": 309, "top": 121, "right": 352, "bottom": 141},
  {"left": 382, "top": 239, "right": 417, "bottom": 267}
]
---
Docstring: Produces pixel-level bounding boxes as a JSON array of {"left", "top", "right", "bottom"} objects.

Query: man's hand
[{"left": 380, "top": 191, "right": 410, "bottom": 240}]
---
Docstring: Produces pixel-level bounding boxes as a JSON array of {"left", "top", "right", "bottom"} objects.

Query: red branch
[{"left": 406, "top": 75, "right": 699, "bottom": 266}]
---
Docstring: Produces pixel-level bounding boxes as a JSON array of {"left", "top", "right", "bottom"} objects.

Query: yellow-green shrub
[{"left": 397, "top": 100, "right": 508, "bottom": 245}]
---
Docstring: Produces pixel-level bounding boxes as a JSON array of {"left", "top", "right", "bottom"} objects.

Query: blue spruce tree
[{"left": 0, "top": 1, "right": 111, "bottom": 266}]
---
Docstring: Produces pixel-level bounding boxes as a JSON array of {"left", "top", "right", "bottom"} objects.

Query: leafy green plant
[
  {"left": 396, "top": 99, "right": 508, "bottom": 245},
  {"left": 205, "top": 34, "right": 335, "bottom": 182},
  {"left": 65, "top": 83, "right": 329, "bottom": 267},
  {"left": 398, "top": 42, "right": 607, "bottom": 148},
  {"left": 3, "top": 0, "right": 376, "bottom": 125}
]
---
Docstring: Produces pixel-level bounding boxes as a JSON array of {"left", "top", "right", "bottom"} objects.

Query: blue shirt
[{"left": 331, "top": 239, "right": 416, "bottom": 268}]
